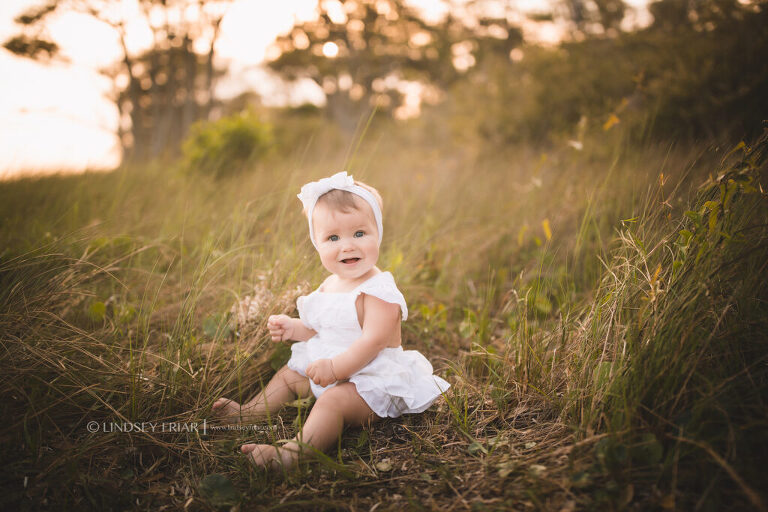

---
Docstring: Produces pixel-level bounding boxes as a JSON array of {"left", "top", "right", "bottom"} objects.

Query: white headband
[{"left": 297, "top": 171, "right": 383, "bottom": 249}]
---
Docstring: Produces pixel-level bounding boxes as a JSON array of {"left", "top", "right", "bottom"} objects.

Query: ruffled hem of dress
[
  {"left": 351, "top": 373, "right": 450, "bottom": 418},
  {"left": 287, "top": 343, "right": 450, "bottom": 418}
]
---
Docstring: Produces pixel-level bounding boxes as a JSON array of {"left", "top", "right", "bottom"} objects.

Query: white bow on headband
[{"left": 297, "top": 171, "right": 383, "bottom": 248}]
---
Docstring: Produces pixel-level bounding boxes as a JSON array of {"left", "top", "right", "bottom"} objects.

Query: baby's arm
[
  {"left": 267, "top": 314, "right": 316, "bottom": 342},
  {"left": 306, "top": 295, "right": 400, "bottom": 386}
]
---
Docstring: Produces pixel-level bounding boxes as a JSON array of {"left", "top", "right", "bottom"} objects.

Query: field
[{"left": 1, "top": 123, "right": 767, "bottom": 510}]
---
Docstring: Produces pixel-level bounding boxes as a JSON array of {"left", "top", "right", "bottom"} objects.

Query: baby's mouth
[{"left": 341, "top": 258, "right": 360, "bottom": 264}]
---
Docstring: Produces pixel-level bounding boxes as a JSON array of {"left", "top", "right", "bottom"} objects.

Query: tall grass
[
  {"left": 1, "top": 123, "right": 764, "bottom": 509},
  {"left": 573, "top": 136, "right": 768, "bottom": 508}
]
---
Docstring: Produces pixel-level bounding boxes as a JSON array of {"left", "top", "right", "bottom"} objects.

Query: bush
[
  {"left": 440, "top": 3, "right": 768, "bottom": 147},
  {"left": 181, "top": 110, "right": 273, "bottom": 178}
]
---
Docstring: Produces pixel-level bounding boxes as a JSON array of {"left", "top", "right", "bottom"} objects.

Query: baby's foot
[
  {"left": 241, "top": 443, "right": 298, "bottom": 470},
  {"left": 211, "top": 398, "right": 262, "bottom": 423}
]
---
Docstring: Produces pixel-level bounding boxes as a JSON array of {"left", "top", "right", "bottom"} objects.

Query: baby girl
[{"left": 212, "top": 172, "right": 450, "bottom": 469}]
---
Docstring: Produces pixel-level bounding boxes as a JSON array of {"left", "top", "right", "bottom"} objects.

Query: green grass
[{"left": 1, "top": 124, "right": 766, "bottom": 510}]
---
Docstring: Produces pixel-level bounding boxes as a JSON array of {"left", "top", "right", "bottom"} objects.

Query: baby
[{"left": 212, "top": 171, "right": 450, "bottom": 469}]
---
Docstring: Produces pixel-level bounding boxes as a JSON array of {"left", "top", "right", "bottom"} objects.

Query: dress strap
[{"left": 355, "top": 272, "right": 408, "bottom": 320}]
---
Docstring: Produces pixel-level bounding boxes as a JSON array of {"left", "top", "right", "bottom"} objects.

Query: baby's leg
[
  {"left": 242, "top": 382, "right": 378, "bottom": 469},
  {"left": 212, "top": 367, "right": 311, "bottom": 423}
]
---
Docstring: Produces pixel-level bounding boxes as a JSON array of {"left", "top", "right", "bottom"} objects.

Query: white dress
[{"left": 286, "top": 271, "right": 451, "bottom": 418}]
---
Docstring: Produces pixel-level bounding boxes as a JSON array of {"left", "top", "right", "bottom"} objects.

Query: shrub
[
  {"left": 181, "top": 110, "right": 273, "bottom": 178},
  {"left": 440, "top": 3, "right": 768, "bottom": 147}
]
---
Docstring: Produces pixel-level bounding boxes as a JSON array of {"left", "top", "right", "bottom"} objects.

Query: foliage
[
  {"left": 641, "top": 0, "right": 768, "bottom": 140},
  {"left": 110, "top": 41, "right": 228, "bottom": 161},
  {"left": 440, "top": 0, "right": 768, "bottom": 146},
  {"left": 181, "top": 110, "right": 274, "bottom": 178},
  {"left": 266, "top": 0, "right": 521, "bottom": 129},
  {"left": 556, "top": 0, "right": 627, "bottom": 35},
  {"left": 562, "top": 133, "right": 768, "bottom": 506}
]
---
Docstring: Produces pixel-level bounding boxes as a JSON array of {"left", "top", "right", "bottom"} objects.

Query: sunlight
[{"left": 322, "top": 41, "right": 340, "bottom": 58}]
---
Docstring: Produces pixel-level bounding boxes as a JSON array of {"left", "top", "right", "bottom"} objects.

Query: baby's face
[{"left": 312, "top": 200, "right": 379, "bottom": 282}]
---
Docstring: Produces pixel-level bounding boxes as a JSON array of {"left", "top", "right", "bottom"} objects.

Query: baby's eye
[
  {"left": 354, "top": 230, "right": 364, "bottom": 238},
  {"left": 328, "top": 234, "right": 339, "bottom": 242}
]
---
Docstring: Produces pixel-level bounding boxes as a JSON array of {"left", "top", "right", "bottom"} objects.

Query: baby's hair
[{"left": 305, "top": 181, "right": 384, "bottom": 217}]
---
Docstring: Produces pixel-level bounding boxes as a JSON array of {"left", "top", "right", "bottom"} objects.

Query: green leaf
[
  {"left": 468, "top": 441, "right": 488, "bottom": 455},
  {"left": 88, "top": 301, "right": 106, "bottom": 322},
  {"left": 732, "top": 174, "right": 751, "bottom": 183},
  {"left": 355, "top": 429, "right": 369, "bottom": 450},
  {"left": 722, "top": 140, "right": 746, "bottom": 161},
  {"left": 743, "top": 184, "right": 759, "bottom": 194},
  {"left": 285, "top": 397, "right": 314, "bottom": 408},
  {"left": 203, "top": 313, "right": 230, "bottom": 339},
  {"left": 117, "top": 305, "right": 136, "bottom": 324},
  {"left": 722, "top": 182, "right": 737, "bottom": 208},
  {"left": 695, "top": 241, "right": 709, "bottom": 264},
  {"left": 198, "top": 473, "right": 240, "bottom": 508},
  {"left": 708, "top": 209, "right": 718, "bottom": 235},
  {"left": 684, "top": 210, "right": 701, "bottom": 225},
  {"left": 532, "top": 294, "right": 552, "bottom": 316}
]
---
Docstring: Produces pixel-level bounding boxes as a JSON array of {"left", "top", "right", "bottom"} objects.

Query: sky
[
  {"left": 0, "top": 0, "right": 649, "bottom": 179},
  {"left": 0, "top": 0, "right": 320, "bottom": 177}
]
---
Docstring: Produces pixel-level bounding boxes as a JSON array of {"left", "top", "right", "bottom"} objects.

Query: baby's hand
[
  {"left": 305, "top": 359, "right": 338, "bottom": 387},
  {"left": 267, "top": 314, "right": 294, "bottom": 342}
]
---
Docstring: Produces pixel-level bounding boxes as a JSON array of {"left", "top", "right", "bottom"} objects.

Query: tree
[
  {"left": 453, "top": 0, "right": 768, "bottom": 144},
  {"left": 557, "top": 0, "right": 627, "bottom": 36},
  {"left": 640, "top": 0, "right": 768, "bottom": 138},
  {"left": 4, "top": 0, "right": 232, "bottom": 162},
  {"left": 266, "top": 0, "right": 522, "bottom": 130}
]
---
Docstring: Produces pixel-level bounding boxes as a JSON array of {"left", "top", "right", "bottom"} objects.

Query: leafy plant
[{"left": 181, "top": 110, "right": 274, "bottom": 178}]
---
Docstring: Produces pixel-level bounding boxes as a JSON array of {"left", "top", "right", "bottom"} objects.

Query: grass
[{"left": 1, "top": 122, "right": 766, "bottom": 510}]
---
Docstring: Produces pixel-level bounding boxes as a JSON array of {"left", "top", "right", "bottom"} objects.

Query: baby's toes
[
  {"left": 244, "top": 444, "right": 277, "bottom": 468},
  {"left": 213, "top": 398, "right": 238, "bottom": 414}
]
